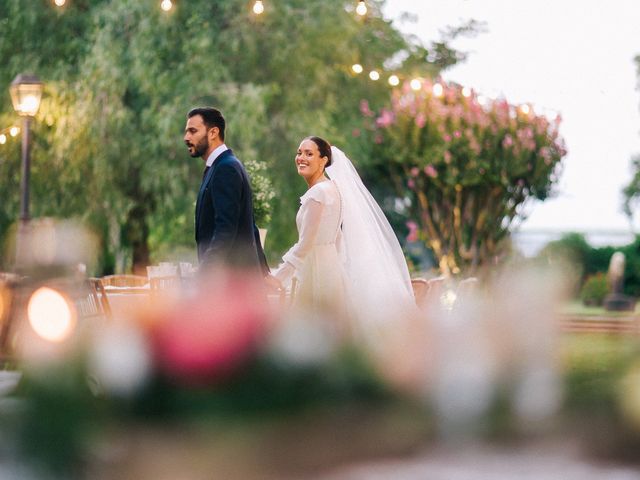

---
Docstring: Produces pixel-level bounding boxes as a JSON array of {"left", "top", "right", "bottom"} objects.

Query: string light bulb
[
  {"left": 54, "top": 0, "right": 66, "bottom": 6},
  {"left": 462, "top": 86, "right": 472, "bottom": 98},
  {"left": 160, "top": 0, "right": 173, "bottom": 12},
  {"left": 253, "top": 0, "right": 264, "bottom": 14},
  {"left": 9, "top": 126, "right": 19, "bottom": 137},
  {"left": 356, "top": 0, "right": 367, "bottom": 16},
  {"left": 388, "top": 75, "right": 400, "bottom": 86},
  {"left": 0, "top": 134, "right": 6, "bottom": 145},
  {"left": 410, "top": 78, "right": 422, "bottom": 91},
  {"left": 351, "top": 63, "right": 363, "bottom": 74},
  {"left": 519, "top": 104, "right": 531, "bottom": 115},
  {"left": 369, "top": 70, "right": 380, "bottom": 81},
  {"left": 432, "top": 83, "right": 444, "bottom": 97}
]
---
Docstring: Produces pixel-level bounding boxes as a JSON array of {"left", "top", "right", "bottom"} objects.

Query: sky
[{"left": 383, "top": 0, "right": 640, "bottom": 234}]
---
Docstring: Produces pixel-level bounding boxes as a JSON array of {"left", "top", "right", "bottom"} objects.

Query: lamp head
[{"left": 10, "top": 74, "right": 43, "bottom": 117}]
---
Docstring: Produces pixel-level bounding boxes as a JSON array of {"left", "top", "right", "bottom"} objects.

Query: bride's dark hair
[{"left": 305, "top": 136, "right": 332, "bottom": 167}]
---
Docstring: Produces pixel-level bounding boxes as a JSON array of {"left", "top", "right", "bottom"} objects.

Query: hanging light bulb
[
  {"left": 54, "top": 0, "right": 66, "bottom": 6},
  {"left": 519, "top": 104, "right": 531, "bottom": 115},
  {"left": 388, "top": 75, "right": 400, "bottom": 86},
  {"left": 351, "top": 63, "right": 363, "bottom": 74},
  {"left": 253, "top": 0, "right": 264, "bottom": 14},
  {"left": 432, "top": 83, "right": 444, "bottom": 97},
  {"left": 0, "top": 134, "right": 6, "bottom": 145},
  {"left": 410, "top": 78, "right": 422, "bottom": 91},
  {"left": 9, "top": 126, "right": 19, "bottom": 137},
  {"left": 160, "top": 0, "right": 173, "bottom": 11},
  {"left": 356, "top": 1, "right": 367, "bottom": 16},
  {"left": 369, "top": 70, "right": 380, "bottom": 81}
]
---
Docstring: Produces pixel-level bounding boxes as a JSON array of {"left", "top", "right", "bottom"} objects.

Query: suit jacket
[{"left": 195, "top": 149, "right": 269, "bottom": 274}]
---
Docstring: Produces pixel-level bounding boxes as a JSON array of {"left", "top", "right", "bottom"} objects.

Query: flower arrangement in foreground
[{"left": 4, "top": 265, "right": 640, "bottom": 478}]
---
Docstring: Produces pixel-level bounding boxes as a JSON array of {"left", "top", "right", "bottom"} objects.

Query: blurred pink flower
[
  {"left": 415, "top": 112, "right": 426, "bottom": 128},
  {"left": 424, "top": 164, "right": 438, "bottom": 178},
  {"left": 502, "top": 134, "right": 514, "bottom": 148},
  {"left": 360, "top": 99, "right": 374, "bottom": 117},
  {"left": 407, "top": 179, "right": 416, "bottom": 189},
  {"left": 443, "top": 134, "right": 452, "bottom": 142},
  {"left": 151, "top": 271, "right": 270, "bottom": 385},
  {"left": 443, "top": 151, "right": 452, "bottom": 164},
  {"left": 410, "top": 166, "right": 420, "bottom": 177},
  {"left": 352, "top": 128, "right": 361, "bottom": 138},
  {"left": 406, "top": 221, "right": 419, "bottom": 243},
  {"left": 453, "top": 130, "right": 462, "bottom": 139},
  {"left": 376, "top": 109, "right": 395, "bottom": 128}
]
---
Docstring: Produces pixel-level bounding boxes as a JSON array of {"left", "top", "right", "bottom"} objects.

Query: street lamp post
[
  {"left": 9, "top": 73, "right": 43, "bottom": 222},
  {"left": 10, "top": 74, "right": 43, "bottom": 267}
]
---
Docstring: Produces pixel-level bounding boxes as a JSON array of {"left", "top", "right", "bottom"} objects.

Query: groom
[{"left": 184, "top": 107, "right": 269, "bottom": 275}]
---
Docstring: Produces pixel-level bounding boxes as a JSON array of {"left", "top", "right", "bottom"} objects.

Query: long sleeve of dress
[{"left": 273, "top": 198, "right": 324, "bottom": 284}]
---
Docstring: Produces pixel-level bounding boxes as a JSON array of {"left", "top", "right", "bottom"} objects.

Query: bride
[{"left": 272, "top": 136, "right": 415, "bottom": 345}]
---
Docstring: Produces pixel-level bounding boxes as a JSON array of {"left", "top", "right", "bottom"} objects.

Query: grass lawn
[
  {"left": 561, "top": 332, "right": 640, "bottom": 412},
  {"left": 562, "top": 333, "right": 639, "bottom": 370}
]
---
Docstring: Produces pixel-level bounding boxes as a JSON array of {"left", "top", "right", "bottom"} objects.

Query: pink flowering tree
[{"left": 364, "top": 80, "right": 567, "bottom": 275}]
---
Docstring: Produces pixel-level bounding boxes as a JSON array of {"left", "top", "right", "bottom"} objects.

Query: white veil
[{"left": 326, "top": 146, "right": 415, "bottom": 339}]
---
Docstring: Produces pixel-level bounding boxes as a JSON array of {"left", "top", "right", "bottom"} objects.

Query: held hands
[{"left": 264, "top": 274, "right": 283, "bottom": 292}]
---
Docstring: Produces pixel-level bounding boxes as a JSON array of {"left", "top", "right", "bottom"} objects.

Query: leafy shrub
[{"left": 580, "top": 273, "right": 609, "bottom": 306}]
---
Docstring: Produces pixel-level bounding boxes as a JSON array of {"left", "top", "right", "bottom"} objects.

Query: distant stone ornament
[{"left": 603, "top": 252, "right": 636, "bottom": 312}]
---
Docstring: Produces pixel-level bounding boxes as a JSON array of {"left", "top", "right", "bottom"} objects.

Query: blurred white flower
[
  {"left": 269, "top": 310, "right": 336, "bottom": 366},
  {"left": 89, "top": 321, "right": 151, "bottom": 397}
]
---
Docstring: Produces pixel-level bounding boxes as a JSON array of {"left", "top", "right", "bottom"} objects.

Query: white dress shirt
[{"left": 205, "top": 144, "right": 228, "bottom": 167}]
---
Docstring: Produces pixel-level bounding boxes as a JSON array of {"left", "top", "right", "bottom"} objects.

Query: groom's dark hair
[
  {"left": 187, "top": 107, "right": 226, "bottom": 140},
  {"left": 305, "top": 136, "right": 332, "bottom": 167}
]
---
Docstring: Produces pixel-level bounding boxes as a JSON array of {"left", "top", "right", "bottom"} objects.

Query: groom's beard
[{"left": 189, "top": 137, "right": 210, "bottom": 158}]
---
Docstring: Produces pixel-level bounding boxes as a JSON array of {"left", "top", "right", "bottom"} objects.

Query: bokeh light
[
  {"left": 356, "top": 0, "right": 367, "bottom": 16},
  {"left": 388, "top": 74, "right": 400, "bottom": 86},
  {"left": 28, "top": 287, "right": 76, "bottom": 342},
  {"left": 160, "top": 0, "right": 172, "bottom": 12},
  {"left": 410, "top": 78, "right": 422, "bottom": 91},
  {"left": 369, "top": 70, "right": 380, "bottom": 81},
  {"left": 9, "top": 126, "right": 19, "bottom": 137},
  {"left": 351, "top": 63, "right": 363, "bottom": 74}
]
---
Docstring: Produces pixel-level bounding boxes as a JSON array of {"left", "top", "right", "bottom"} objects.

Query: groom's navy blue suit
[{"left": 195, "top": 149, "right": 269, "bottom": 274}]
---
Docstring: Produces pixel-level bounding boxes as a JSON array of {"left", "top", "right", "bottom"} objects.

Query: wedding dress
[{"left": 274, "top": 146, "right": 415, "bottom": 345}]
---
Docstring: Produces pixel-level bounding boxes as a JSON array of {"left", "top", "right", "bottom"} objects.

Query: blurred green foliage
[
  {"left": 580, "top": 273, "right": 609, "bottom": 306},
  {"left": 539, "top": 233, "right": 640, "bottom": 297}
]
